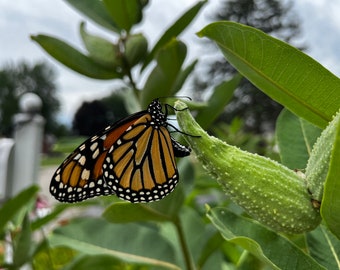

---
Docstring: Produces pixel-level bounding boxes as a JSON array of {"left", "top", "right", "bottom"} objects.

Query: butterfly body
[{"left": 50, "top": 99, "right": 191, "bottom": 203}]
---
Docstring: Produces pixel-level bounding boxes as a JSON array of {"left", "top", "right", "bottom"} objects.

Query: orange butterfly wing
[
  {"left": 50, "top": 99, "right": 191, "bottom": 203},
  {"left": 49, "top": 111, "right": 146, "bottom": 202},
  {"left": 103, "top": 113, "right": 179, "bottom": 202}
]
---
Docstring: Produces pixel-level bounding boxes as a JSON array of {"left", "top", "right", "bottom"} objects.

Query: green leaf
[
  {"left": 196, "top": 232, "right": 224, "bottom": 269},
  {"left": 321, "top": 110, "right": 340, "bottom": 239},
  {"left": 103, "top": 185, "right": 184, "bottom": 224},
  {"left": 103, "top": 182, "right": 184, "bottom": 223},
  {"left": 64, "top": 0, "right": 120, "bottom": 32},
  {"left": 276, "top": 109, "right": 322, "bottom": 169},
  {"left": 142, "top": 0, "right": 206, "bottom": 70},
  {"left": 79, "top": 22, "right": 121, "bottom": 68},
  {"left": 197, "top": 22, "right": 340, "bottom": 128},
  {"left": 33, "top": 243, "right": 77, "bottom": 269},
  {"left": 207, "top": 207, "right": 326, "bottom": 270},
  {"left": 49, "top": 217, "right": 179, "bottom": 269},
  {"left": 198, "top": 250, "right": 226, "bottom": 270},
  {"left": 12, "top": 214, "right": 32, "bottom": 267},
  {"left": 170, "top": 59, "right": 198, "bottom": 95},
  {"left": 103, "top": 0, "right": 142, "bottom": 33},
  {"left": 306, "top": 225, "right": 340, "bottom": 269},
  {"left": 141, "top": 39, "right": 186, "bottom": 107},
  {"left": 122, "top": 88, "right": 142, "bottom": 114},
  {"left": 31, "top": 35, "right": 122, "bottom": 80},
  {"left": 176, "top": 157, "right": 195, "bottom": 194},
  {"left": 195, "top": 74, "right": 242, "bottom": 129},
  {"left": 63, "top": 254, "right": 128, "bottom": 270},
  {"left": 103, "top": 202, "right": 172, "bottom": 223},
  {"left": 178, "top": 207, "right": 209, "bottom": 263},
  {"left": 158, "top": 206, "right": 210, "bottom": 268},
  {"left": 124, "top": 33, "right": 148, "bottom": 67},
  {"left": 147, "top": 186, "right": 185, "bottom": 221},
  {"left": 0, "top": 185, "right": 39, "bottom": 234}
]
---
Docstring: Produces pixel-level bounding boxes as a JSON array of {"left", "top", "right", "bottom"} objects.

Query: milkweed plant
[{"left": 1, "top": 1, "right": 339, "bottom": 270}]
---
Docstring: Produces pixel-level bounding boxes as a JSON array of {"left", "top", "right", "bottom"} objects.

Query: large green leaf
[
  {"left": 103, "top": 0, "right": 142, "bottom": 33},
  {"left": 62, "top": 254, "right": 127, "bottom": 270},
  {"left": 276, "top": 109, "right": 322, "bottom": 169},
  {"left": 321, "top": 110, "right": 340, "bottom": 239},
  {"left": 142, "top": 1, "right": 206, "bottom": 70},
  {"left": 141, "top": 39, "right": 186, "bottom": 107},
  {"left": 147, "top": 185, "right": 185, "bottom": 220},
  {"left": 178, "top": 207, "right": 213, "bottom": 265},
  {"left": 124, "top": 33, "right": 148, "bottom": 68},
  {"left": 195, "top": 74, "right": 242, "bottom": 129},
  {"left": 0, "top": 185, "right": 39, "bottom": 234},
  {"left": 33, "top": 244, "right": 77, "bottom": 270},
  {"left": 207, "top": 207, "right": 325, "bottom": 270},
  {"left": 64, "top": 0, "right": 120, "bottom": 32},
  {"left": 31, "top": 35, "right": 122, "bottom": 80},
  {"left": 103, "top": 184, "right": 184, "bottom": 223},
  {"left": 170, "top": 59, "right": 198, "bottom": 95},
  {"left": 79, "top": 22, "right": 121, "bottom": 68},
  {"left": 103, "top": 202, "right": 171, "bottom": 223},
  {"left": 157, "top": 206, "right": 213, "bottom": 269},
  {"left": 306, "top": 225, "right": 340, "bottom": 269},
  {"left": 49, "top": 217, "right": 180, "bottom": 269},
  {"left": 196, "top": 232, "right": 225, "bottom": 269},
  {"left": 197, "top": 22, "right": 340, "bottom": 128},
  {"left": 12, "top": 214, "right": 32, "bottom": 268}
]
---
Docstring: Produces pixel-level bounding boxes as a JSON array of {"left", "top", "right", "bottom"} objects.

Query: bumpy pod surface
[
  {"left": 175, "top": 101, "right": 321, "bottom": 234},
  {"left": 305, "top": 109, "right": 340, "bottom": 202}
]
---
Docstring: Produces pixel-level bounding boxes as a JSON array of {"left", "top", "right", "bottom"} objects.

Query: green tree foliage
[
  {"left": 72, "top": 100, "right": 108, "bottom": 136},
  {"left": 194, "top": 0, "right": 303, "bottom": 133},
  {"left": 100, "top": 90, "right": 130, "bottom": 121},
  {"left": 0, "top": 62, "right": 60, "bottom": 136},
  {"left": 72, "top": 91, "right": 129, "bottom": 136}
]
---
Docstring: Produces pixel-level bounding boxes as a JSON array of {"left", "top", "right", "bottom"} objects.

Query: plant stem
[{"left": 174, "top": 216, "right": 195, "bottom": 270}]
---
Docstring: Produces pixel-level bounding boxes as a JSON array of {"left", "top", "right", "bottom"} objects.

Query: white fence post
[
  {"left": 7, "top": 92, "right": 45, "bottom": 198},
  {"left": 0, "top": 138, "right": 15, "bottom": 201}
]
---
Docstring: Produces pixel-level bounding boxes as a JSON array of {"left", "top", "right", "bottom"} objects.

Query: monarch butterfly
[{"left": 50, "top": 98, "right": 192, "bottom": 203}]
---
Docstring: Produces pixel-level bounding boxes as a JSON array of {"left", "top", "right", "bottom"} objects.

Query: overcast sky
[{"left": 1, "top": 0, "right": 340, "bottom": 125}]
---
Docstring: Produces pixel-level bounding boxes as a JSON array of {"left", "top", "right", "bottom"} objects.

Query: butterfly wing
[
  {"left": 102, "top": 113, "right": 179, "bottom": 203},
  {"left": 49, "top": 111, "right": 147, "bottom": 202}
]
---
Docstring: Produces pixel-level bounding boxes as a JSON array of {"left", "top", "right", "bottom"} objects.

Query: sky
[{"left": 1, "top": 0, "right": 340, "bottom": 126}]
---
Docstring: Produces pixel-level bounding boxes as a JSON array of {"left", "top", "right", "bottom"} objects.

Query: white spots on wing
[
  {"left": 92, "top": 148, "right": 100, "bottom": 159},
  {"left": 90, "top": 142, "right": 98, "bottom": 151},
  {"left": 78, "top": 155, "right": 86, "bottom": 166},
  {"left": 81, "top": 169, "right": 90, "bottom": 180}
]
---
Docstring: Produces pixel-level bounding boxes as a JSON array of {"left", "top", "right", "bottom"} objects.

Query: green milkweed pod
[
  {"left": 305, "top": 109, "right": 340, "bottom": 203},
  {"left": 175, "top": 101, "right": 321, "bottom": 234}
]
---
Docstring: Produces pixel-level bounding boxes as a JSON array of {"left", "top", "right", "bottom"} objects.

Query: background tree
[
  {"left": 0, "top": 61, "right": 60, "bottom": 136},
  {"left": 72, "top": 100, "right": 108, "bottom": 136},
  {"left": 72, "top": 91, "right": 129, "bottom": 136},
  {"left": 194, "top": 0, "right": 304, "bottom": 133}
]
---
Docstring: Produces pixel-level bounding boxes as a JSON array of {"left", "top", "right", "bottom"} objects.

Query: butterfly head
[{"left": 148, "top": 99, "right": 166, "bottom": 126}]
